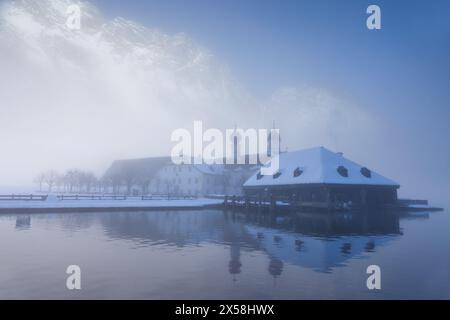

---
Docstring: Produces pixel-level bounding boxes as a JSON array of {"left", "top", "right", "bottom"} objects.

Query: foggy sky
[{"left": 0, "top": 0, "right": 449, "bottom": 205}]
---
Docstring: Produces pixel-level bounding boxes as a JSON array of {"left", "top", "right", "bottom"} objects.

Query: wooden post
[
  {"left": 360, "top": 188, "right": 368, "bottom": 210},
  {"left": 325, "top": 187, "right": 331, "bottom": 212},
  {"left": 291, "top": 192, "right": 297, "bottom": 212},
  {"left": 270, "top": 194, "right": 276, "bottom": 213}
]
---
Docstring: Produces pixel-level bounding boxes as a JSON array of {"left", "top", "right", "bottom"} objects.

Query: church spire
[{"left": 267, "top": 121, "right": 281, "bottom": 157}]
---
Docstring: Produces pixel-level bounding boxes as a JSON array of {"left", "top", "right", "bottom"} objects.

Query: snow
[
  {"left": 407, "top": 204, "right": 432, "bottom": 209},
  {"left": 244, "top": 147, "right": 399, "bottom": 187},
  {"left": 0, "top": 196, "right": 223, "bottom": 210}
]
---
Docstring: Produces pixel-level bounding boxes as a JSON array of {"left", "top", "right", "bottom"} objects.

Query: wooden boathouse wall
[{"left": 225, "top": 183, "right": 399, "bottom": 212}]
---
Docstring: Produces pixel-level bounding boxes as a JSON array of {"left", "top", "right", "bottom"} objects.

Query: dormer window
[
  {"left": 337, "top": 166, "right": 348, "bottom": 177},
  {"left": 361, "top": 167, "right": 372, "bottom": 178},
  {"left": 293, "top": 167, "right": 303, "bottom": 177},
  {"left": 273, "top": 171, "right": 282, "bottom": 179},
  {"left": 256, "top": 172, "right": 263, "bottom": 180}
]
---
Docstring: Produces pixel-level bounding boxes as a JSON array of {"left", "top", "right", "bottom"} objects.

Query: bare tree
[
  {"left": 122, "top": 167, "right": 136, "bottom": 195},
  {"left": 99, "top": 176, "right": 112, "bottom": 193},
  {"left": 64, "top": 169, "right": 79, "bottom": 193},
  {"left": 61, "top": 169, "right": 99, "bottom": 193},
  {"left": 82, "top": 171, "right": 98, "bottom": 193},
  {"left": 43, "top": 170, "right": 58, "bottom": 192},
  {"left": 105, "top": 173, "right": 122, "bottom": 194},
  {"left": 55, "top": 173, "right": 64, "bottom": 192},
  {"left": 34, "top": 173, "right": 46, "bottom": 192},
  {"left": 34, "top": 169, "right": 101, "bottom": 194},
  {"left": 136, "top": 175, "right": 152, "bottom": 195}
]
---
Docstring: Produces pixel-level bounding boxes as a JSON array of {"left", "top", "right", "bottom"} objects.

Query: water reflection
[
  {"left": 231, "top": 210, "right": 404, "bottom": 273},
  {"left": 15, "top": 215, "right": 31, "bottom": 230},
  {"left": 229, "top": 242, "right": 241, "bottom": 281},
  {"left": 2, "top": 208, "right": 443, "bottom": 299},
  {"left": 91, "top": 209, "right": 412, "bottom": 274}
]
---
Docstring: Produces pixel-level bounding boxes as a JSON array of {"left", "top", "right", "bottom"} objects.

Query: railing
[
  {"left": 397, "top": 199, "right": 428, "bottom": 206},
  {"left": 224, "top": 195, "right": 340, "bottom": 210},
  {"left": 0, "top": 194, "right": 48, "bottom": 201},
  {"left": 57, "top": 195, "right": 127, "bottom": 201},
  {"left": 56, "top": 194, "right": 198, "bottom": 201}
]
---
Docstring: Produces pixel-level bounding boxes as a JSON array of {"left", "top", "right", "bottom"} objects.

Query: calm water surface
[{"left": 0, "top": 208, "right": 449, "bottom": 299}]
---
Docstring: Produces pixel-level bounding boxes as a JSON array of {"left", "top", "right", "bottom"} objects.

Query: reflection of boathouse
[
  {"left": 243, "top": 147, "right": 400, "bottom": 209},
  {"left": 243, "top": 211, "right": 402, "bottom": 273},
  {"left": 95, "top": 209, "right": 405, "bottom": 274}
]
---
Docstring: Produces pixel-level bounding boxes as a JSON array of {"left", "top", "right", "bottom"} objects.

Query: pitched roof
[
  {"left": 243, "top": 147, "right": 399, "bottom": 188},
  {"left": 193, "top": 164, "right": 225, "bottom": 176},
  {"left": 103, "top": 156, "right": 172, "bottom": 182}
]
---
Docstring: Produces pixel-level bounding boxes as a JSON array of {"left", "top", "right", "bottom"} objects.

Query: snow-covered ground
[{"left": 0, "top": 195, "right": 223, "bottom": 210}]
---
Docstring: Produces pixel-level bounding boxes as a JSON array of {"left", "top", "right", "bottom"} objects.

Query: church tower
[{"left": 267, "top": 121, "right": 281, "bottom": 157}]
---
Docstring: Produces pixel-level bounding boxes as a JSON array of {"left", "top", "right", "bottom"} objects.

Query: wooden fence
[
  {"left": 0, "top": 194, "right": 48, "bottom": 201},
  {"left": 57, "top": 195, "right": 127, "bottom": 201}
]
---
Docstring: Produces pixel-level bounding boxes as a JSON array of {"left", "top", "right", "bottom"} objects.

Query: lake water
[{"left": 0, "top": 208, "right": 449, "bottom": 299}]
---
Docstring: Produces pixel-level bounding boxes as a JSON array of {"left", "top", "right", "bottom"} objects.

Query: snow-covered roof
[{"left": 243, "top": 147, "right": 399, "bottom": 188}]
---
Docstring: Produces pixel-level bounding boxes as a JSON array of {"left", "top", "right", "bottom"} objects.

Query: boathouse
[{"left": 243, "top": 147, "right": 400, "bottom": 209}]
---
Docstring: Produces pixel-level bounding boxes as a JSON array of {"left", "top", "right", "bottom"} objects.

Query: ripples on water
[{"left": 0, "top": 208, "right": 449, "bottom": 299}]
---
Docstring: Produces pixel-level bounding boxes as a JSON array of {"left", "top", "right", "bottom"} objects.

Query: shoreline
[
  {"left": 0, "top": 197, "right": 224, "bottom": 214},
  {"left": 0, "top": 204, "right": 223, "bottom": 214}
]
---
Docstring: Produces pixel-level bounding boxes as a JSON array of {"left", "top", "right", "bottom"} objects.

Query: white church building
[{"left": 103, "top": 156, "right": 257, "bottom": 197}]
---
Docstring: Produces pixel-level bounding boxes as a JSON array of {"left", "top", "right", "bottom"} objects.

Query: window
[
  {"left": 337, "top": 166, "right": 348, "bottom": 177},
  {"left": 256, "top": 172, "right": 263, "bottom": 180},
  {"left": 293, "top": 167, "right": 303, "bottom": 177},
  {"left": 273, "top": 171, "right": 282, "bottom": 179},
  {"left": 361, "top": 167, "right": 372, "bottom": 178}
]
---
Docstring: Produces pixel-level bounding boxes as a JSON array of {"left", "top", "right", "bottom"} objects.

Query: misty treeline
[
  {"left": 34, "top": 169, "right": 109, "bottom": 194},
  {"left": 33, "top": 169, "right": 157, "bottom": 195}
]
